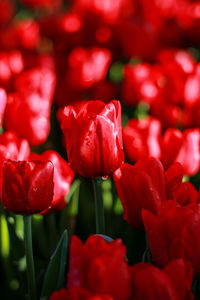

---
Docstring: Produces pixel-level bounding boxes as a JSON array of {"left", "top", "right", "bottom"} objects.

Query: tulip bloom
[
  {"left": 175, "top": 181, "right": 199, "bottom": 207},
  {"left": 142, "top": 204, "right": 193, "bottom": 268},
  {"left": 122, "top": 63, "right": 165, "bottom": 106},
  {"left": 130, "top": 259, "right": 193, "bottom": 300},
  {"left": 67, "top": 235, "right": 131, "bottom": 300},
  {"left": 30, "top": 150, "right": 74, "bottom": 211},
  {"left": 142, "top": 202, "right": 200, "bottom": 275},
  {"left": 0, "top": 131, "right": 30, "bottom": 192},
  {"left": 114, "top": 158, "right": 184, "bottom": 228},
  {"left": 0, "top": 131, "right": 30, "bottom": 162},
  {"left": 162, "top": 128, "right": 200, "bottom": 176},
  {"left": 0, "top": 51, "right": 24, "bottom": 89},
  {"left": 4, "top": 68, "right": 56, "bottom": 146},
  {"left": 114, "top": 160, "right": 162, "bottom": 228},
  {"left": 67, "top": 47, "right": 111, "bottom": 89},
  {"left": 62, "top": 100, "right": 124, "bottom": 178},
  {"left": 123, "top": 116, "right": 162, "bottom": 163},
  {"left": 1, "top": 160, "right": 54, "bottom": 215}
]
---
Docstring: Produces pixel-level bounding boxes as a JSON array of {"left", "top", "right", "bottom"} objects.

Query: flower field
[{"left": 0, "top": 0, "right": 200, "bottom": 299}]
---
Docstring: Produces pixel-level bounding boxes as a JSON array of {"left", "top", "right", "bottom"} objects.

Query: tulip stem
[
  {"left": 24, "top": 215, "right": 37, "bottom": 300},
  {"left": 92, "top": 178, "right": 105, "bottom": 234}
]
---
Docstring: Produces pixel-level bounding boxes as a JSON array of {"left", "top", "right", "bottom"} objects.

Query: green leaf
[
  {"left": 65, "top": 179, "right": 81, "bottom": 204},
  {"left": 59, "top": 180, "right": 81, "bottom": 234},
  {"left": 0, "top": 214, "right": 10, "bottom": 259},
  {"left": 40, "top": 230, "right": 68, "bottom": 300}
]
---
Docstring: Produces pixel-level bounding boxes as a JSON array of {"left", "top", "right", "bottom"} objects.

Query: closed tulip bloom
[
  {"left": 67, "top": 235, "right": 131, "bottom": 300},
  {"left": 130, "top": 259, "right": 193, "bottom": 300},
  {"left": 1, "top": 160, "right": 54, "bottom": 215},
  {"left": 62, "top": 100, "right": 124, "bottom": 178},
  {"left": 0, "top": 131, "right": 30, "bottom": 162},
  {"left": 142, "top": 203, "right": 193, "bottom": 268},
  {"left": 114, "top": 161, "right": 162, "bottom": 229},
  {"left": 114, "top": 158, "right": 187, "bottom": 229},
  {"left": 175, "top": 181, "right": 199, "bottom": 207},
  {"left": 30, "top": 150, "right": 74, "bottom": 211},
  {"left": 123, "top": 116, "right": 162, "bottom": 163},
  {"left": 67, "top": 48, "right": 111, "bottom": 89},
  {"left": 4, "top": 67, "right": 56, "bottom": 146},
  {"left": 0, "top": 131, "right": 30, "bottom": 192},
  {"left": 162, "top": 128, "right": 200, "bottom": 176}
]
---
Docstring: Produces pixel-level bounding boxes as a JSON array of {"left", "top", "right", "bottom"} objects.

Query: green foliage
[{"left": 40, "top": 230, "right": 68, "bottom": 300}]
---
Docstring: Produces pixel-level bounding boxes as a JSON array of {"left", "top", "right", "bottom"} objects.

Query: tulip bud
[
  {"left": 62, "top": 100, "right": 124, "bottom": 178},
  {"left": 1, "top": 160, "right": 54, "bottom": 215}
]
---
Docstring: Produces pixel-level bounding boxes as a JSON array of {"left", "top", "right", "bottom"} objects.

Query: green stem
[
  {"left": 92, "top": 178, "right": 105, "bottom": 234},
  {"left": 24, "top": 215, "right": 37, "bottom": 300}
]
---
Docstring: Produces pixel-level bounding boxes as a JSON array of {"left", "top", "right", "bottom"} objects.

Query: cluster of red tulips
[{"left": 0, "top": 0, "right": 200, "bottom": 299}]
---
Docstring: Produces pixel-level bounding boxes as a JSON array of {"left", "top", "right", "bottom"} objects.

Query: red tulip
[
  {"left": 67, "top": 235, "right": 131, "bottom": 300},
  {"left": 114, "top": 161, "right": 162, "bottom": 228},
  {"left": 165, "top": 162, "right": 183, "bottom": 201},
  {"left": 130, "top": 259, "right": 193, "bottom": 300},
  {"left": 0, "top": 131, "right": 30, "bottom": 190},
  {"left": 49, "top": 289, "right": 69, "bottom": 300},
  {"left": 62, "top": 100, "right": 124, "bottom": 178},
  {"left": 143, "top": 201, "right": 200, "bottom": 276},
  {"left": 142, "top": 204, "right": 193, "bottom": 267},
  {"left": 123, "top": 116, "right": 162, "bottom": 163},
  {"left": 162, "top": 128, "right": 200, "bottom": 176},
  {"left": 181, "top": 206, "right": 200, "bottom": 276},
  {"left": 122, "top": 63, "right": 165, "bottom": 106},
  {"left": 49, "top": 287, "right": 113, "bottom": 300},
  {"left": 0, "top": 131, "right": 30, "bottom": 162},
  {"left": 72, "top": 0, "right": 134, "bottom": 24},
  {"left": 114, "top": 156, "right": 198, "bottom": 229},
  {"left": 0, "top": 51, "right": 24, "bottom": 89},
  {"left": 1, "top": 160, "right": 54, "bottom": 215},
  {"left": 67, "top": 47, "right": 111, "bottom": 89},
  {"left": 158, "top": 49, "right": 195, "bottom": 106},
  {"left": 176, "top": 181, "right": 199, "bottom": 207},
  {"left": 0, "top": 0, "right": 15, "bottom": 24},
  {"left": 4, "top": 68, "right": 56, "bottom": 146},
  {"left": 30, "top": 151, "right": 74, "bottom": 211},
  {"left": 163, "top": 259, "right": 194, "bottom": 300}
]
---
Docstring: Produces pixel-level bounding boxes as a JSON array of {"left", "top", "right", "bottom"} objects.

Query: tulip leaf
[
  {"left": 59, "top": 180, "right": 81, "bottom": 234},
  {"left": 40, "top": 230, "right": 68, "bottom": 300},
  {"left": 65, "top": 179, "right": 81, "bottom": 204},
  {"left": 142, "top": 248, "right": 152, "bottom": 263},
  {"left": 95, "top": 234, "right": 113, "bottom": 243}
]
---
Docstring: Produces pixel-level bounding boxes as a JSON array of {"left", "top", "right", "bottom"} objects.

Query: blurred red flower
[
  {"left": 4, "top": 68, "right": 56, "bottom": 146},
  {"left": 162, "top": 128, "right": 200, "bottom": 176},
  {"left": 123, "top": 116, "right": 162, "bottom": 163}
]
